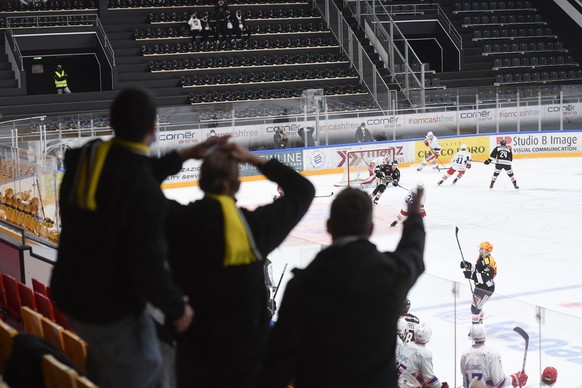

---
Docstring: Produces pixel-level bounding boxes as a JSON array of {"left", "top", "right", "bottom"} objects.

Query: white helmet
[
  {"left": 417, "top": 180, "right": 425, "bottom": 189},
  {"left": 427, "top": 131, "right": 434, "bottom": 138},
  {"left": 470, "top": 324, "right": 486, "bottom": 342},
  {"left": 397, "top": 317, "right": 407, "bottom": 339},
  {"left": 415, "top": 322, "right": 432, "bottom": 344},
  {"left": 460, "top": 144, "right": 467, "bottom": 151}
]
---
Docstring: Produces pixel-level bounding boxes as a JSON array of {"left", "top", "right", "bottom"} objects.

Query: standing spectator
[
  {"left": 187, "top": 12, "right": 202, "bottom": 42},
  {"left": 200, "top": 12, "right": 212, "bottom": 41},
  {"left": 438, "top": 144, "right": 472, "bottom": 186},
  {"left": 165, "top": 144, "right": 315, "bottom": 388},
  {"left": 461, "top": 324, "right": 528, "bottom": 388},
  {"left": 540, "top": 366, "right": 557, "bottom": 387},
  {"left": 49, "top": 88, "right": 228, "bottom": 388},
  {"left": 273, "top": 126, "right": 288, "bottom": 149},
  {"left": 417, "top": 131, "right": 440, "bottom": 171},
  {"left": 484, "top": 139, "right": 519, "bottom": 189},
  {"left": 298, "top": 126, "right": 315, "bottom": 147},
  {"left": 258, "top": 186, "right": 426, "bottom": 388},
  {"left": 214, "top": 0, "right": 228, "bottom": 40},
  {"left": 460, "top": 241, "right": 496, "bottom": 325},
  {"left": 224, "top": 10, "right": 235, "bottom": 40},
  {"left": 396, "top": 322, "right": 447, "bottom": 387},
  {"left": 355, "top": 122, "right": 373, "bottom": 143},
  {"left": 54, "top": 64, "right": 71, "bottom": 94},
  {"left": 234, "top": 9, "right": 251, "bottom": 40}
]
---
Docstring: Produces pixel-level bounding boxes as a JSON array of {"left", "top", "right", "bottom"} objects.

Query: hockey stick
[
  {"left": 272, "top": 263, "right": 288, "bottom": 300},
  {"left": 455, "top": 226, "right": 474, "bottom": 294},
  {"left": 397, "top": 184, "right": 410, "bottom": 191},
  {"left": 429, "top": 145, "right": 448, "bottom": 171},
  {"left": 315, "top": 192, "right": 334, "bottom": 198},
  {"left": 513, "top": 326, "right": 529, "bottom": 387}
]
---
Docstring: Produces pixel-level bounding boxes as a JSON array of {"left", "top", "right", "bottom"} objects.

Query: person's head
[
  {"left": 192, "top": 11, "right": 197, "bottom": 17},
  {"left": 359, "top": 122, "right": 365, "bottom": 128},
  {"left": 415, "top": 322, "right": 432, "bottom": 345},
  {"left": 209, "top": 129, "right": 217, "bottom": 137},
  {"left": 110, "top": 87, "right": 157, "bottom": 143},
  {"left": 401, "top": 298, "right": 411, "bottom": 316},
  {"left": 392, "top": 160, "right": 398, "bottom": 169},
  {"left": 479, "top": 241, "right": 493, "bottom": 256},
  {"left": 427, "top": 131, "right": 434, "bottom": 139},
  {"left": 56, "top": 64, "right": 62, "bottom": 70},
  {"left": 396, "top": 317, "right": 406, "bottom": 340},
  {"left": 469, "top": 324, "right": 486, "bottom": 344},
  {"left": 327, "top": 188, "right": 373, "bottom": 240},
  {"left": 541, "top": 366, "right": 557, "bottom": 385},
  {"left": 199, "top": 149, "right": 240, "bottom": 196},
  {"left": 460, "top": 144, "right": 467, "bottom": 151},
  {"left": 500, "top": 139, "right": 507, "bottom": 146}
]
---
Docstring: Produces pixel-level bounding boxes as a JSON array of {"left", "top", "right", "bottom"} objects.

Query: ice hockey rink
[{"left": 164, "top": 155, "right": 582, "bottom": 387}]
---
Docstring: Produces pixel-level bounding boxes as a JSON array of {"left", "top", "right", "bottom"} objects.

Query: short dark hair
[
  {"left": 328, "top": 188, "right": 372, "bottom": 238},
  {"left": 110, "top": 87, "right": 157, "bottom": 142},
  {"left": 199, "top": 150, "right": 239, "bottom": 194}
]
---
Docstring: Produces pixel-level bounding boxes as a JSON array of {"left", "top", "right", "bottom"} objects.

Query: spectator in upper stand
[
  {"left": 234, "top": 9, "right": 251, "bottom": 40},
  {"left": 355, "top": 122, "right": 374, "bottom": 143},
  {"left": 200, "top": 12, "right": 212, "bottom": 42},
  {"left": 213, "top": 0, "right": 228, "bottom": 40},
  {"left": 187, "top": 12, "right": 202, "bottom": 42},
  {"left": 54, "top": 64, "right": 71, "bottom": 94},
  {"left": 224, "top": 10, "right": 236, "bottom": 41},
  {"left": 298, "top": 126, "right": 315, "bottom": 147}
]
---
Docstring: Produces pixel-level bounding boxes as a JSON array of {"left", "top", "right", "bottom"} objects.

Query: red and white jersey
[
  {"left": 396, "top": 335, "right": 405, "bottom": 362},
  {"left": 397, "top": 342, "right": 441, "bottom": 388},
  {"left": 402, "top": 190, "right": 426, "bottom": 211},
  {"left": 460, "top": 344, "right": 512, "bottom": 388},
  {"left": 450, "top": 150, "right": 472, "bottom": 171},
  {"left": 424, "top": 135, "right": 441, "bottom": 152}
]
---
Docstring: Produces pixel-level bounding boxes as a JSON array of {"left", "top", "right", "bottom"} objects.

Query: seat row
[
  {"left": 494, "top": 70, "right": 582, "bottom": 86},
  {"left": 180, "top": 67, "right": 356, "bottom": 86},
  {"left": 4, "top": 15, "right": 93, "bottom": 28},
  {"left": 109, "top": 0, "right": 301, "bottom": 8},
  {"left": 141, "top": 36, "right": 335, "bottom": 54},
  {"left": 0, "top": 0, "right": 95, "bottom": 12},
  {"left": 462, "top": 13, "right": 543, "bottom": 26},
  {"left": 149, "top": 8, "right": 317, "bottom": 23},
  {"left": 483, "top": 41, "right": 565, "bottom": 54},
  {"left": 188, "top": 83, "right": 367, "bottom": 104},
  {"left": 473, "top": 27, "right": 553, "bottom": 40},
  {"left": 492, "top": 55, "right": 578, "bottom": 69},
  {"left": 453, "top": 1, "right": 533, "bottom": 12},
  {"left": 149, "top": 52, "right": 345, "bottom": 71}
]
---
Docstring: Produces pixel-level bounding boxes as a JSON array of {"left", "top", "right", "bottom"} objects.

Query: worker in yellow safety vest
[{"left": 54, "top": 65, "right": 71, "bottom": 94}]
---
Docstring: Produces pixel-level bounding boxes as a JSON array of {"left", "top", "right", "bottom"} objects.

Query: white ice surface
[{"left": 164, "top": 157, "right": 582, "bottom": 387}]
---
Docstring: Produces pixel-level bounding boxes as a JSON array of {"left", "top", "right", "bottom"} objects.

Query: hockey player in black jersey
[
  {"left": 461, "top": 241, "right": 497, "bottom": 325},
  {"left": 370, "top": 160, "right": 400, "bottom": 205},
  {"left": 484, "top": 139, "right": 519, "bottom": 189}
]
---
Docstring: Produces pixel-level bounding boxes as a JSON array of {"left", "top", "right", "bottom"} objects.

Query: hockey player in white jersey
[
  {"left": 399, "top": 298, "right": 420, "bottom": 343},
  {"left": 417, "top": 132, "right": 441, "bottom": 171},
  {"left": 460, "top": 324, "right": 528, "bottom": 388},
  {"left": 391, "top": 182, "right": 426, "bottom": 227},
  {"left": 396, "top": 322, "right": 448, "bottom": 388},
  {"left": 437, "top": 144, "right": 472, "bottom": 185}
]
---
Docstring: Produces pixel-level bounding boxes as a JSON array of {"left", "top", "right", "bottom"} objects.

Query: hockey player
[
  {"left": 399, "top": 298, "right": 420, "bottom": 343},
  {"left": 437, "top": 144, "right": 472, "bottom": 185},
  {"left": 370, "top": 160, "right": 400, "bottom": 205},
  {"left": 360, "top": 155, "right": 392, "bottom": 187},
  {"left": 461, "top": 241, "right": 496, "bottom": 325},
  {"left": 417, "top": 131, "right": 441, "bottom": 171},
  {"left": 461, "top": 324, "right": 528, "bottom": 388},
  {"left": 396, "top": 322, "right": 448, "bottom": 388},
  {"left": 390, "top": 182, "right": 426, "bottom": 227},
  {"left": 540, "top": 366, "right": 557, "bottom": 387},
  {"left": 484, "top": 139, "right": 519, "bottom": 189}
]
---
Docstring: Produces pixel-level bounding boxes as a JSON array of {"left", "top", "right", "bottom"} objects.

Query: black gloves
[
  {"left": 392, "top": 181, "right": 398, "bottom": 187},
  {"left": 460, "top": 261, "right": 471, "bottom": 270},
  {"left": 484, "top": 159, "right": 490, "bottom": 165}
]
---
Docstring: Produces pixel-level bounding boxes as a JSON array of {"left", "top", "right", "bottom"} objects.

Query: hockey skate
[
  {"left": 390, "top": 221, "right": 398, "bottom": 227},
  {"left": 373, "top": 197, "right": 379, "bottom": 205},
  {"left": 489, "top": 182, "right": 495, "bottom": 189},
  {"left": 416, "top": 166, "right": 423, "bottom": 171},
  {"left": 437, "top": 180, "right": 443, "bottom": 186},
  {"left": 513, "top": 181, "right": 519, "bottom": 190},
  {"left": 452, "top": 178, "right": 458, "bottom": 184}
]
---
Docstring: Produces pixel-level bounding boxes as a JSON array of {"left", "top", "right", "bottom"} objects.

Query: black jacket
[
  {"left": 258, "top": 214, "right": 425, "bottom": 388},
  {"left": 166, "top": 159, "right": 315, "bottom": 381},
  {"left": 51, "top": 143, "right": 186, "bottom": 324}
]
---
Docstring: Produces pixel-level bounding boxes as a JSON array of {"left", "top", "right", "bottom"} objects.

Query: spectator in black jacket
[
  {"left": 258, "top": 186, "right": 426, "bottom": 388},
  {"left": 50, "top": 87, "right": 227, "bottom": 388},
  {"left": 165, "top": 144, "right": 315, "bottom": 388},
  {"left": 355, "top": 122, "right": 374, "bottom": 143}
]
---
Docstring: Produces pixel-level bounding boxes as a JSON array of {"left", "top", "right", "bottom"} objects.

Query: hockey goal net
[{"left": 334, "top": 148, "right": 395, "bottom": 187}]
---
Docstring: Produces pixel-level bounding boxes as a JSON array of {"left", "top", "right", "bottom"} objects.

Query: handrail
[
  {"left": 5, "top": 28, "right": 24, "bottom": 72},
  {"left": 95, "top": 16, "right": 116, "bottom": 68}
]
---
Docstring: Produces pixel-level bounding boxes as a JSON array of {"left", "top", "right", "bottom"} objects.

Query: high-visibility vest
[{"left": 54, "top": 70, "right": 68, "bottom": 88}]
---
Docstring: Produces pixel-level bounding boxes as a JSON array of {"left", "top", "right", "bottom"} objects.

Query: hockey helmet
[
  {"left": 479, "top": 241, "right": 494, "bottom": 252},
  {"left": 500, "top": 139, "right": 507, "bottom": 146},
  {"left": 469, "top": 324, "right": 486, "bottom": 342},
  {"left": 460, "top": 144, "right": 467, "bottom": 151},
  {"left": 415, "top": 322, "right": 432, "bottom": 344},
  {"left": 392, "top": 160, "right": 399, "bottom": 168},
  {"left": 401, "top": 298, "right": 411, "bottom": 315},
  {"left": 417, "top": 180, "right": 425, "bottom": 189},
  {"left": 427, "top": 131, "right": 434, "bottom": 138},
  {"left": 397, "top": 317, "right": 407, "bottom": 338},
  {"left": 542, "top": 367, "right": 557, "bottom": 384}
]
